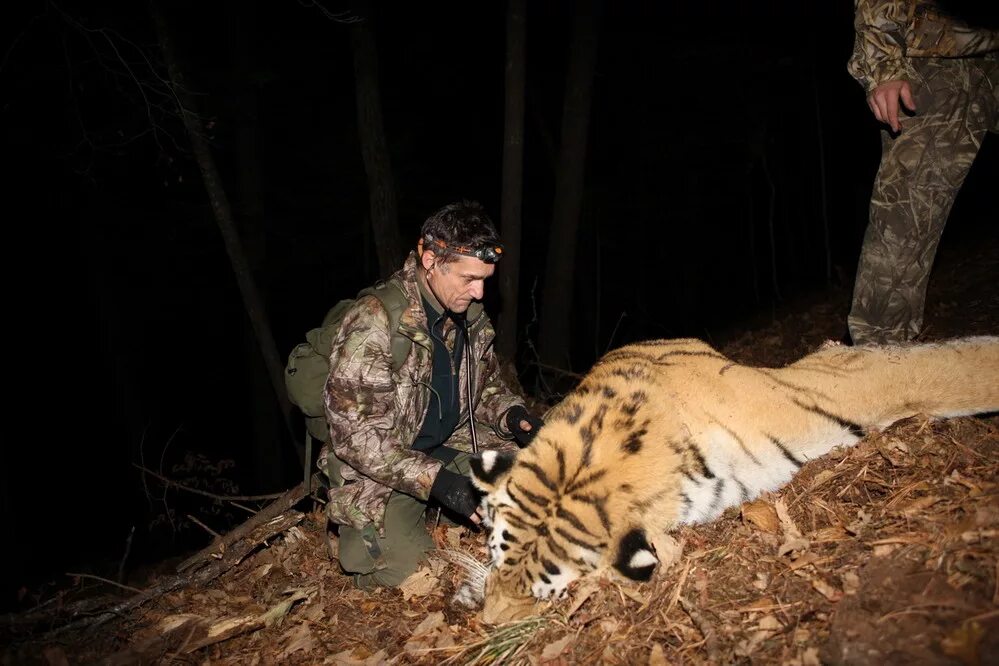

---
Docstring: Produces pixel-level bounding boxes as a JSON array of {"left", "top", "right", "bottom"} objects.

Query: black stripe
[
  {"left": 679, "top": 492, "right": 692, "bottom": 518},
  {"left": 712, "top": 419, "right": 762, "bottom": 465},
  {"left": 629, "top": 488, "right": 672, "bottom": 513},
  {"left": 556, "top": 448, "right": 566, "bottom": 484},
  {"left": 656, "top": 350, "right": 726, "bottom": 362},
  {"left": 541, "top": 557, "right": 561, "bottom": 576},
  {"left": 502, "top": 512, "right": 532, "bottom": 531},
  {"left": 560, "top": 402, "right": 584, "bottom": 425},
  {"left": 570, "top": 492, "right": 612, "bottom": 533},
  {"left": 766, "top": 434, "right": 804, "bottom": 467},
  {"left": 733, "top": 477, "right": 750, "bottom": 502},
  {"left": 793, "top": 400, "right": 864, "bottom": 437},
  {"left": 505, "top": 485, "right": 541, "bottom": 520},
  {"left": 706, "top": 478, "right": 726, "bottom": 517},
  {"left": 520, "top": 461, "right": 558, "bottom": 491},
  {"left": 545, "top": 535, "right": 570, "bottom": 560},
  {"left": 502, "top": 529, "right": 519, "bottom": 544},
  {"left": 510, "top": 482, "right": 550, "bottom": 509},
  {"left": 556, "top": 505, "right": 599, "bottom": 537},
  {"left": 687, "top": 439, "right": 715, "bottom": 479},
  {"left": 565, "top": 468, "right": 608, "bottom": 494},
  {"left": 554, "top": 526, "right": 605, "bottom": 552}
]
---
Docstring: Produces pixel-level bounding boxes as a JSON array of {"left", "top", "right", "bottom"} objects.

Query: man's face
[{"left": 422, "top": 251, "right": 495, "bottom": 314}]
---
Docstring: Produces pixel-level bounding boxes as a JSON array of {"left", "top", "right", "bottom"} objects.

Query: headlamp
[{"left": 424, "top": 234, "right": 504, "bottom": 264}]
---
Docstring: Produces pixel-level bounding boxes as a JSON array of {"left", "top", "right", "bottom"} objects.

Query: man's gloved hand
[
  {"left": 505, "top": 405, "right": 544, "bottom": 447},
  {"left": 430, "top": 468, "right": 481, "bottom": 521}
]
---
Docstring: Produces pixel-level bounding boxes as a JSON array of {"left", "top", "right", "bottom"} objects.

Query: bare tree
[
  {"left": 351, "top": 1, "right": 403, "bottom": 277},
  {"left": 537, "top": 0, "right": 600, "bottom": 371},
  {"left": 497, "top": 0, "right": 527, "bottom": 361},
  {"left": 149, "top": 1, "right": 302, "bottom": 467}
]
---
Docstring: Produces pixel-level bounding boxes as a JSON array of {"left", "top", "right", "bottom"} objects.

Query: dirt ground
[{"left": 3, "top": 232, "right": 997, "bottom": 665}]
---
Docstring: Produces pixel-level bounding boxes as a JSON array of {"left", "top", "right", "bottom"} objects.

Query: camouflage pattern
[
  {"left": 849, "top": 0, "right": 999, "bottom": 92},
  {"left": 321, "top": 251, "right": 522, "bottom": 532},
  {"left": 338, "top": 452, "right": 474, "bottom": 588},
  {"left": 848, "top": 55, "right": 999, "bottom": 345}
]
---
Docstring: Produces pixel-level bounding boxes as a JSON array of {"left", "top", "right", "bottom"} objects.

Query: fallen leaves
[
  {"left": 742, "top": 499, "right": 780, "bottom": 533},
  {"left": 775, "top": 498, "right": 810, "bottom": 558},
  {"left": 398, "top": 565, "right": 442, "bottom": 602}
]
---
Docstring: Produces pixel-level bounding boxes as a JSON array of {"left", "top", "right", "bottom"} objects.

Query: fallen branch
[
  {"left": 176, "top": 476, "right": 318, "bottom": 573},
  {"left": 39, "top": 510, "right": 305, "bottom": 639},
  {"left": 64, "top": 573, "right": 144, "bottom": 595}
]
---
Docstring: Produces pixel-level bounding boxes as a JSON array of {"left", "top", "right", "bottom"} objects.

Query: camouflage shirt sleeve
[
  {"left": 848, "top": 0, "right": 917, "bottom": 92},
  {"left": 323, "top": 296, "right": 442, "bottom": 501}
]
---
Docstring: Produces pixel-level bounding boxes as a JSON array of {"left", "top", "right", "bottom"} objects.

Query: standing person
[
  {"left": 320, "top": 200, "right": 542, "bottom": 589},
  {"left": 847, "top": 0, "right": 998, "bottom": 345}
]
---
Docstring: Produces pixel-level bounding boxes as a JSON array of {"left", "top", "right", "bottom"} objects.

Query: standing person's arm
[{"left": 848, "top": 0, "right": 917, "bottom": 132}]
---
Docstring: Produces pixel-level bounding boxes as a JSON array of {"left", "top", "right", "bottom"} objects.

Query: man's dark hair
[{"left": 421, "top": 200, "right": 501, "bottom": 264}]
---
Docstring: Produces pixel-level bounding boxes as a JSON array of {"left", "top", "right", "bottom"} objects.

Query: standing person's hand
[{"left": 868, "top": 80, "right": 916, "bottom": 133}]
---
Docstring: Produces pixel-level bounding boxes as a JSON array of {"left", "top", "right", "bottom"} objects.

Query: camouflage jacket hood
[
  {"left": 322, "top": 251, "right": 523, "bottom": 531},
  {"left": 848, "top": 0, "right": 999, "bottom": 91}
]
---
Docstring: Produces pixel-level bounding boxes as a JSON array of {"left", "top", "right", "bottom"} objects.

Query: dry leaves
[
  {"left": 742, "top": 499, "right": 780, "bottom": 533},
  {"left": 398, "top": 566, "right": 442, "bottom": 601},
  {"left": 776, "top": 498, "right": 810, "bottom": 557}
]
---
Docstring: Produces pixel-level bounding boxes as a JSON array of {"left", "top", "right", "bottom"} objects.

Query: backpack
[{"left": 285, "top": 277, "right": 411, "bottom": 443}]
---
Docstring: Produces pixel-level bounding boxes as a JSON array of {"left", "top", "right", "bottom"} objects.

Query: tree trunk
[
  {"left": 351, "top": 2, "right": 403, "bottom": 278},
  {"left": 149, "top": 1, "right": 302, "bottom": 468},
  {"left": 225, "top": 0, "right": 283, "bottom": 489},
  {"left": 497, "top": 0, "right": 527, "bottom": 361},
  {"left": 537, "top": 0, "right": 600, "bottom": 371}
]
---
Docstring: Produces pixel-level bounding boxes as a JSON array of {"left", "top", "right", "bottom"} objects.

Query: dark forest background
[{"left": 2, "top": 1, "right": 996, "bottom": 611}]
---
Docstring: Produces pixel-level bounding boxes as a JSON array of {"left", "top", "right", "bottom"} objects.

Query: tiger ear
[
  {"left": 613, "top": 528, "right": 659, "bottom": 581},
  {"left": 469, "top": 450, "right": 517, "bottom": 493}
]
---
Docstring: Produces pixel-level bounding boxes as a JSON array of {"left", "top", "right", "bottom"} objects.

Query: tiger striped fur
[{"left": 468, "top": 336, "right": 999, "bottom": 622}]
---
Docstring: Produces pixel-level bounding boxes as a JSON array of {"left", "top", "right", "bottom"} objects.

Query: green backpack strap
[{"left": 357, "top": 277, "right": 412, "bottom": 373}]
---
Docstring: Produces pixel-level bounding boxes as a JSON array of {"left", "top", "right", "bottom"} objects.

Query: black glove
[
  {"left": 430, "top": 468, "right": 481, "bottom": 519},
  {"left": 505, "top": 405, "right": 544, "bottom": 447}
]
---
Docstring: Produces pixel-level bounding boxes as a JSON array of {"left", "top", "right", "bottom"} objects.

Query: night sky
[{"left": 2, "top": 1, "right": 996, "bottom": 610}]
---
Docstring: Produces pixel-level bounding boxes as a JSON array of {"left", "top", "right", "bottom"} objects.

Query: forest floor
[{"left": 3, "top": 230, "right": 997, "bottom": 665}]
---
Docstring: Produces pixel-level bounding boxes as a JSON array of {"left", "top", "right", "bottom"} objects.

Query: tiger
[{"left": 466, "top": 336, "right": 999, "bottom": 623}]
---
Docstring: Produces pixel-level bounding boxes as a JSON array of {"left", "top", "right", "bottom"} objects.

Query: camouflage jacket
[
  {"left": 322, "top": 252, "right": 523, "bottom": 532},
  {"left": 848, "top": 0, "right": 999, "bottom": 91}
]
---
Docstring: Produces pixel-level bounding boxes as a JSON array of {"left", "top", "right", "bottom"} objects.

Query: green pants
[
  {"left": 848, "top": 56, "right": 999, "bottom": 346},
  {"left": 337, "top": 453, "right": 473, "bottom": 589}
]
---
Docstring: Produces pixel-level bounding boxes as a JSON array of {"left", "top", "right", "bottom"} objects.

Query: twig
[
  {"left": 229, "top": 501, "right": 258, "bottom": 515},
  {"left": 186, "top": 514, "right": 221, "bottom": 538},
  {"left": 524, "top": 360, "right": 584, "bottom": 380},
  {"left": 175, "top": 478, "right": 316, "bottom": 573},
  {"left": 604, "top": 311, "right": 627, "bottom": 355},
  {"left": 133, "top": 464, "right": 284, "bottom": 501},
  {"left": 117, "top": 525, "right": 135, "bottom": 584},
  {"left": 66, "top": 572, "right": 144, "bottom": 595},
  {"left": 679, "top": 596, "right": 720, "bottom": 662},
  {"left": 40, "top": 511, "right": 306, "bottom": 639}
]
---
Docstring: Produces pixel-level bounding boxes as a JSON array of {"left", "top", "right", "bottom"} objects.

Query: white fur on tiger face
[{"left": 468, "top": 336, "right": 999, "bottom": 622}]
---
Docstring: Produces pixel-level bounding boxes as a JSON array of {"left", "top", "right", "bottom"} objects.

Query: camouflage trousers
[
  {"left": 336, "top": 452, "right": 474, "bottom": 590},
  {"left": 849, "top": 55, "right": 999, "bottom": 346}
]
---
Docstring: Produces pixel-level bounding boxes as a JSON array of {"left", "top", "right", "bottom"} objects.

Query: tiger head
[{"left": 469, "top": 419, "right": 662, "bottom": 622}]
